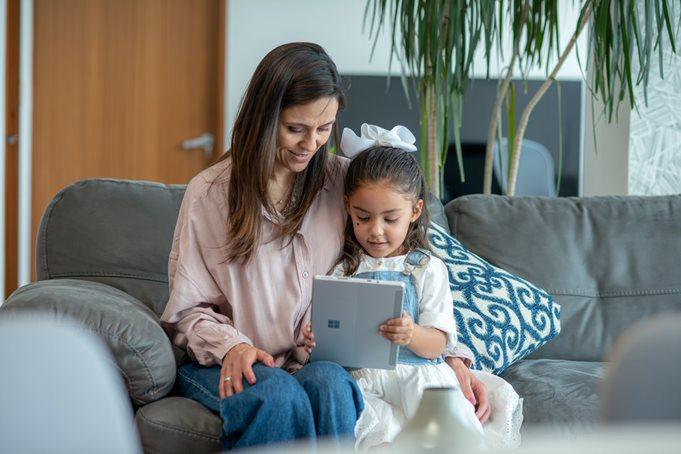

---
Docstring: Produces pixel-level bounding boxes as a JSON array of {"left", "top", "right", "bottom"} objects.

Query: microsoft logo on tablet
[{"left": 327, "top": 320, "right": 340, "bottom": 329}]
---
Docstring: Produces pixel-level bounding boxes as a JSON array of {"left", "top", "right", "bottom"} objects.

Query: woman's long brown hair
[{"left": 220, "top": 42, "right": 345, "bottom": 263}]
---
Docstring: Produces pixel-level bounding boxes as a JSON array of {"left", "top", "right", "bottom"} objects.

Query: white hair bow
[{"left": 340, "top": 123, "right": 417, "bottom": 159}]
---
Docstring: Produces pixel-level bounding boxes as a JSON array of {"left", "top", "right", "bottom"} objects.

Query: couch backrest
[
  {"left": 37, "top": 179, "right": 185, "bottom": 316},
  {"left": 36, "top": 179, "right": 452, "bottom": 319},
  {"left": 445, "top": 194, "right": 681, "bottom": 362}
]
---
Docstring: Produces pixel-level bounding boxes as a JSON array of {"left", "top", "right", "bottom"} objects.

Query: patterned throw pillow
[{"left": 429, "top": 222, "right": 561, "bottom": 374}]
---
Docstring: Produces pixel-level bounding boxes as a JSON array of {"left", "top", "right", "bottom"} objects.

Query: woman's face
[{"left": 276, "top": 96, "right": 339, "bottom": 174}]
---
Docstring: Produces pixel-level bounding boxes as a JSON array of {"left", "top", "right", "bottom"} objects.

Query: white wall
[
  {"left": 226, "top": 0, "right": 588, "bottom": 140},
  {"left": 581, "top": 85, "right": 630, "bottom": 196}
]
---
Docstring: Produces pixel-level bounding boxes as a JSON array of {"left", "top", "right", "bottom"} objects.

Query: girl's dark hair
[
  {"left": 340, "top": 146, "right": 431, "bottom": 275},
  {"left": 220, "top": 42, "right": 346, "bottom": 263}
]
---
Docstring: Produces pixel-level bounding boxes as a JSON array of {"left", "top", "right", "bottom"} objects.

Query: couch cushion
[
  {"left": 135, "top": 397, "right": 221, "bottom": 454},
  {"left": 501, "top": 359, "right": 604, "bottom": 432},
  {"left": 1, "top": 279, "right": 176, "bottom": 406},
  {"left": 429, "top": 222, "right": 561, "bottom": 374},
  {"left": 445, "top": 195, "right": 681, "bottom": 362},
  {"left": 426, "top": 193, "right": 450, "bottom": 233},
  {"left": 37, "top": 179, "right": 186, "bottom": 316}
]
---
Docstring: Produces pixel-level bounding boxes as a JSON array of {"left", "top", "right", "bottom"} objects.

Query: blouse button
[{"left": 302, "top": 271, "right": 309, "bottom": 279}]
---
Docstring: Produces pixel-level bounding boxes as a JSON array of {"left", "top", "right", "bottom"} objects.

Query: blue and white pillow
[{"left": 429, "top": 222, "right": 560, "bottom": 374}]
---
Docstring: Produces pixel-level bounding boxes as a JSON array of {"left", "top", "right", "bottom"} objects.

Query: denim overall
[{"left": 354, "top": 250, "right": 443, "bottom": 366}]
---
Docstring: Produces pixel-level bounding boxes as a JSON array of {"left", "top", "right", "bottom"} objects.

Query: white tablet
[{"left": 310, "top": 275, "right": 404, "bottom": 370}]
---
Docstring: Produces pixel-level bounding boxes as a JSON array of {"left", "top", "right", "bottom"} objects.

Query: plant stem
[
  {"left": 507, "top": 2, "right": 593, "bottom": 196},
  {"left": 483, "top": 0, "right": 529, "bottom": 195},
  {"left": 427, "top": 85, "right": 440, "bottom": 197},
  {"left": 483, "top": 52, "right": 517, "bottom": 194}
]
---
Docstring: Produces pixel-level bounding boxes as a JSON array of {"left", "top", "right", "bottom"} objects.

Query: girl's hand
[
  {"left": 220, "top": 343, "right": 275, "bottom": 399},
  {"left": 380, "top": 312, "right": 414, "bottom": 345},
  {"left": 303, "top": 323, "right": 316, "bottom": 353}
]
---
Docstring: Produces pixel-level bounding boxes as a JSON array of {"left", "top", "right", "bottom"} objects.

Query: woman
[{"left": 160, "top": 42, "right": 488, "bottom": 450}]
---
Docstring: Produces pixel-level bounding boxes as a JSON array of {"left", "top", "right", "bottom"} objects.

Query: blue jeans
[{"left": 176, "top": 360, "right": 364, "bottom": 450}]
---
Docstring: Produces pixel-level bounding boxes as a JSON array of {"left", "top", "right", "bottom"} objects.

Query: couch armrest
[{"left": 1, "top": 279, "right": 176, "bottom": 406}]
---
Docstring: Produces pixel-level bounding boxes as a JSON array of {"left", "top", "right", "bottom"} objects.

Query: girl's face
[
  {"left": 346, "top": 182, "right": 423, "bottom": 258},
  {"left": 275, "top": 96, "right": 339, "bottom": 175}
]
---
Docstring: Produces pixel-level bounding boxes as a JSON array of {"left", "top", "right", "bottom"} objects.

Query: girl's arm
[
  {"left": 382, "top": 256, "right": 457, "bottom": 359},
  {"left": 410, "top": 324, "right": 447, "bottom": 358}
]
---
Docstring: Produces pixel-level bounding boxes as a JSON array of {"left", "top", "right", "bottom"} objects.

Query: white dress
[{"left": 332, "top": 253, "right": 522, "bottom": 450}]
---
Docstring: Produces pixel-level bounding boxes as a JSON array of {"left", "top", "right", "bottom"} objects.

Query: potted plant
[{"left": 366, "top": 0, "right": 677, "bottom": 197}]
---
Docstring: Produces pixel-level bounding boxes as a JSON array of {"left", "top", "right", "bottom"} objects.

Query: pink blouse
[{"left": 161, "top": 155, "right": 473, "bottom": 370}]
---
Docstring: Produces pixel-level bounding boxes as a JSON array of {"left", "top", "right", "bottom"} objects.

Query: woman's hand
[
  {"left": 220, "top": 343, "right": 275, "bottom": 399},
  {"left": 380, "top": 312, "right": 414, "bottom": 345},
  {"left": 446, "top": 357, "right": 491, "bottom": 423},
  {"left": 303, "top": 323, "right": 316, "bottom": 353}
]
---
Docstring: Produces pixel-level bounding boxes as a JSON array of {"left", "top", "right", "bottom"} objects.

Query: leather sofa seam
[
  {"left": 86, "top": 327, "right": 161, "bottom": 401},
  {"left": 547, "top": 288, "right": 681, "bottom": 297},
  {"left": 48, "top": 272, "right": 168, "bottom": 283},
  {"left": 137, "top": 410, "right": 220, "bottom": 442}
]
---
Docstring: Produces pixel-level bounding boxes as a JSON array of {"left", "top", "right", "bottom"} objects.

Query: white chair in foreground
[
  {"left": 0, "top": 317, "right": 142, "bottom": 453},
  {"left": 600, "top": 314, "right": 681, "bottom": 422}
]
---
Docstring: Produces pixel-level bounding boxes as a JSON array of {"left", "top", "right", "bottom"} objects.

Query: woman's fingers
[
  {"left": 238, "top": 348, "right": 272, "bottom": 387},
  {"left": 472, "top": 378, "right": 492, "bottom": 423},
  {"left": 255, "top": 349, "right": 275, "bottom": 367},
  {"left": 220, "top": 368, "right": 233, "bottom": 399},
  {"left": 303, "top": 325, "right": 316, "bottom": 351},
  {"left": 231, "top": 362, "right": 245, "bottom": 393},
  {"left": 219, "top": 344, "right": 273, "bottom": 397},
  {"left": 476, "top": 400, "right": 492, "bottom": 424}
]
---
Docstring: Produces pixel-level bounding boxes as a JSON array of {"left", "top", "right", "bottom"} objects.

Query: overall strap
[{"left": 405, "top": 249, "right": 431, "bottom": 267}]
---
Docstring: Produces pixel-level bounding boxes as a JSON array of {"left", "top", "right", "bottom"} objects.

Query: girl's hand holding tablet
[{"left": 380, "top": 311, "right": 414, "bottom": 346}]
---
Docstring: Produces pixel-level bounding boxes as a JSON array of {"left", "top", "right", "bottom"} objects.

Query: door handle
[{"left": 182, "top": 132, "right": 215, "bottom": 158}]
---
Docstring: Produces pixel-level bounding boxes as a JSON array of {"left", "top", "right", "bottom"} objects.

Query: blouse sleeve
[
  {"left": 417, "top": 257, "right": 458, "bottom": 349},
  {"left": 417, "top": 256, "right": 475, "bottom": 366},
  {"left": 443, "top": 342, "right": 475, "bottom": 367},
  {"left": 160, "top": 179, "right": 253, "bottom": 366}
]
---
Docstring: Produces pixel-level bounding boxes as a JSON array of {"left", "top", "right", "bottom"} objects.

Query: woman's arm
[
  {"left": 446, "top": 357, "right": 491, "bottom": 423},
  {"left": 161, "top": 177, "right": 254, "bottom": 366}
]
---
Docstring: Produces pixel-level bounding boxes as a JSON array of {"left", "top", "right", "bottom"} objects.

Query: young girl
[{"left": 304, "top": 124, "right": 522, "bottom": 450}]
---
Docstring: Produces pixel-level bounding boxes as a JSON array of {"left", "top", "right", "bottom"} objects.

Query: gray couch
[{"left": 2, "top": 179, "right": 680, "bottom": 453}]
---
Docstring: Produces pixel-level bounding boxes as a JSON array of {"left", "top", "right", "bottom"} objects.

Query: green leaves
[
  {"left": 365, "top": 0, "right": 679, "bottom": 196},
  {"left": 365, "top": 1, "right": 486, "bottom": 192},
  {"left": 587, "top": 0, "right": 678, "bottom": 120}
]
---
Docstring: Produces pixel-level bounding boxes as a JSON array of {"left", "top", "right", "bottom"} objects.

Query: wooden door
[
  {"left": 6, "top": 0, "right": 225, "bottom": 296},
  {"left": 5, "top": 0, "right": 20, "bottom": 299}
]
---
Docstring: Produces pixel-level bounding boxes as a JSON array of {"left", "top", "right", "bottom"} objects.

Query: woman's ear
[
  {"left": 344, "top": 195, "right": 350, "bottom": 213},
  {"left": 410, "top": 199, "right": 424, "bottom": 223}
]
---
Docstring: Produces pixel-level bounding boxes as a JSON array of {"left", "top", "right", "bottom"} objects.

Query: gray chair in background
[{"left": 493, "top": 138, "right": 557, "bottom": 196}]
